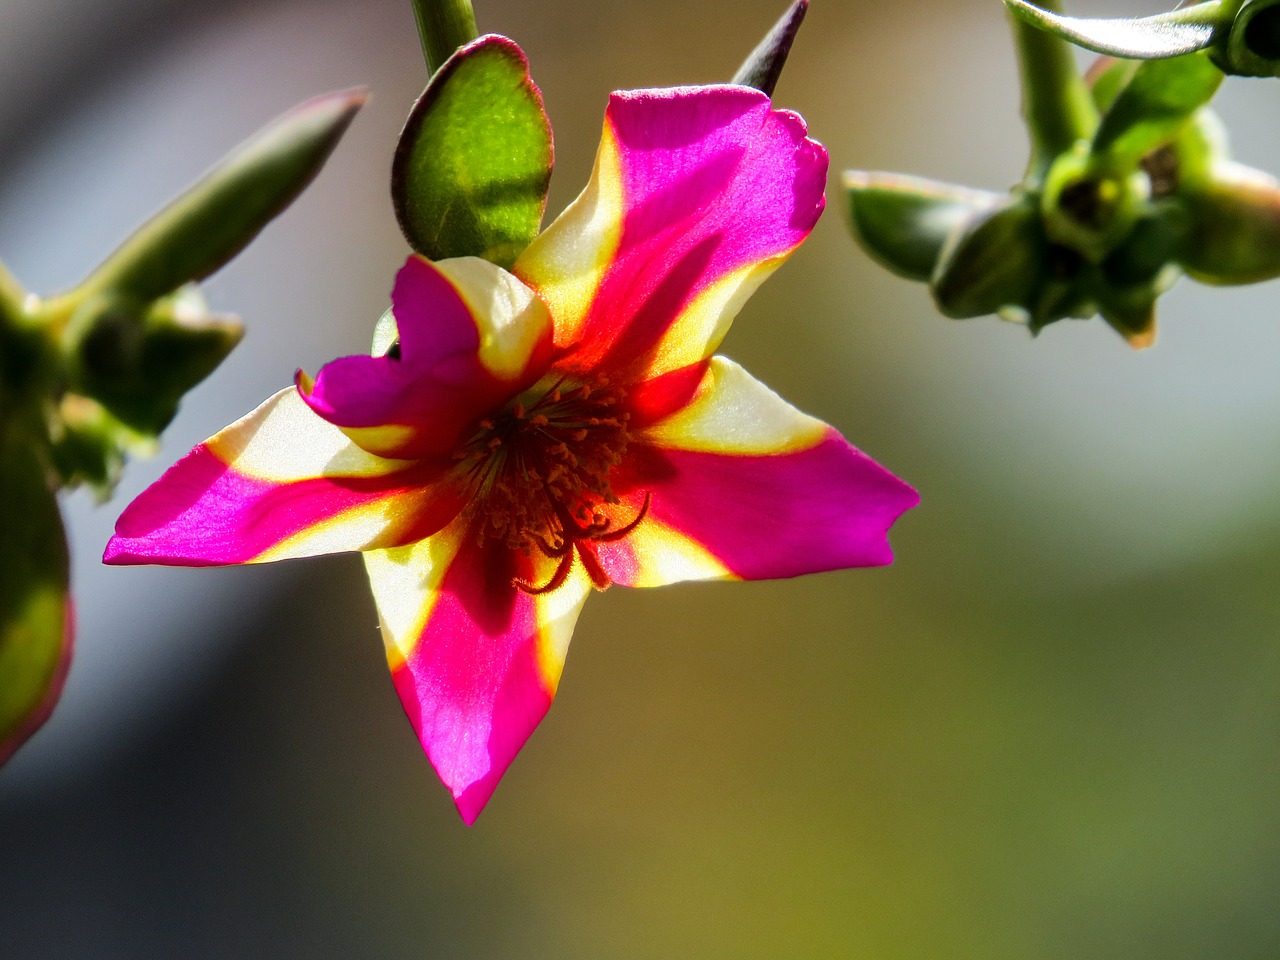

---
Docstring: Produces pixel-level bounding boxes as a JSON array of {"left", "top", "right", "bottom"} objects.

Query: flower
[{"left": 104, "top": 86, "right": 918, "bottom": 823}]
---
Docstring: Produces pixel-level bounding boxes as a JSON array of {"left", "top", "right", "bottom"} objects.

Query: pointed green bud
[
  {"left": 844, "top": 172, "right": 1003, "bottom": 282},
  {"left": 732, "top": 0, "right": 808, "bottom": 97},
  {"left": 1041, "top": 144, "right": 1149, "bottom": 262},
  {"left": 62, "top": 285, "right": 242, "bottom": 436},
  {"left": 1178, "top": 161, "right": 1280, "bottom": 284},
  {"left": 0, "top": 412, "right": 72, "bottom": 767},
  {"left": 930, "top": 195, "right": 1047, "bottom": 319},
  {"left": 78, "top": 88, "right": 366, "bottom": 304}
]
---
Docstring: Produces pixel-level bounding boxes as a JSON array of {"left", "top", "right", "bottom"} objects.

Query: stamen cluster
[{"left": 453, "top": 376, "right": 646, "bottom": 591}]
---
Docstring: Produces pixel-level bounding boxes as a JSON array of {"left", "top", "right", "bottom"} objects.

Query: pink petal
[
  {"left": 301, "top": 256, "right": 553, "bottom": 460},
  {"left": 365, "top": 525, "right": 591, "bottom": 824},
  {"left": 515, "top": 85, "right": 827, "bottom": 381},
  {"left": 597, "top": 358, "right": 918, "bottom": 585},
  {"left": 104, "top": 389, "right": 460, "bottom": 566}
]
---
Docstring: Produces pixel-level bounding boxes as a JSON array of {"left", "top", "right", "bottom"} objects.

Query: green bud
[
  {"left": 1177, "top": 161, "right": 1280, "bottom": 284},
  {"left": 45, "top": 393, "right": 137, "bottom": 497},
  {"left": 0, "top": 410, "right": 71, "bottom": 766},
  {"left": 844, "top": 172, "right": 1003, "bottom": 283},
  {"left": 62, "top": 286, "right": 242, "bottom": 436},
  {"left": 77, "top": 88, "right": 366, "bottom": 304},
  {"left": 732, "top": 0, "right": 809, "bottom": 97},
  {"left": 1041, "top": 145, "right": 1149, "bottom": 262},
  {"left": 930, "top": 195, "right": 1047, "bottom": 319}
]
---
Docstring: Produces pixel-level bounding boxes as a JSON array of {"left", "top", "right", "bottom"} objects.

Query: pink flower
[{"left": 104, "top": 86, "right": 918, "bottom": 823}]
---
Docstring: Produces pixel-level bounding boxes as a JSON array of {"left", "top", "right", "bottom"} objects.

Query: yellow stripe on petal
[
  {"left": 514, "top": 124, "right": 624, "bottom": 348},
  {"left": 617, "top": 516, "right": 733, "bottom": 587},
  {"left": 643, "top": 257, "right": 784, "bottom": 378},
  {"left": 338, "top": 423, "right": 420, "bottom": 458},
  {"left": 639, "top": 356, "right": 827, "bottom": 455},
  {"left": 364, "top": 525, "right": 466, "bottom": 670},
  {"left": 254, "top": 494, "right": 421, "bottom": 563},
  {"left": 532, "top": 564, "right": 593, "bottom": 695},
  {"left": 434, "top": 257, "right": 553, "bottom": 381},
  {"left": 208, "top": 388, "right": 411, "bottom": 481}
]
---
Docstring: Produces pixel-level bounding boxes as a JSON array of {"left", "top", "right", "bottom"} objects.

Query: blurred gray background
[{"left": 2, "top": 0, "right": 1279, "bottom": 957}]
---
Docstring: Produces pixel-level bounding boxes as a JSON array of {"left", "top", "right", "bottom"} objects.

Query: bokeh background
[{"left": 3, "top": 0, "right": 1279, "bottom": 956}]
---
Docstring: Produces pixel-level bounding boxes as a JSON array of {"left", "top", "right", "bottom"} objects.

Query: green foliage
[{"left": 392, "top": 35, "right": 553, "bottom": 269}]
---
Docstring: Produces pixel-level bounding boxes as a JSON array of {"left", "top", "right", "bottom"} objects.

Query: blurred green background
[{"left": 2, "top": 0, "right": 1279, "bottom": 956}]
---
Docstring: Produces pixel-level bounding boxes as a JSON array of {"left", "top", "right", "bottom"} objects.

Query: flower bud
[
  {"left": 930, "top": 195, "right": 1046, "bottom": 319},
  {"left": 1178, "top": 161, "right": 1280, "bottom": 285},
  {"left": 63, "top": 286, "right": 242, "bottom": 436}
]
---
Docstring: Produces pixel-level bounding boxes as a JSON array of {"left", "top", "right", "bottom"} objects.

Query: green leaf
[
  {"left": 1091, "top": 53, "right": 1223, "bottom": 172},
  {"left": 844, "top": 172, "right": 1002, "bottom": 282},
  {"left": 0, "top": 412, "right": 72, "bottom": 766},
  {"left": 1003, "top": 0, "right": 1226, "bottom": 60},
  {"left": 80, "top": 88, "right": 367, "bottom": 303},
  {"left": 392, "top": 35, "right": 553, "bottom": 269},
  {"left": 732, "top": 0, "right": 808, "bottom": 97},
  {"left": 930, "top": 195, "right": 1047, "bottom": 319}
]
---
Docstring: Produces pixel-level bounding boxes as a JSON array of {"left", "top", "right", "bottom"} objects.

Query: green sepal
[
  {"left": 930, "top": 195, "right": 1047, "bottom": 319},
  {"left": 1086, "top": 58, "right": 1139, "bottom": 113},
  {"left": 844, "top": 172, "right": 1002, "bottom": 282},
  {"left": 732, "top": 0, "right": 808, "bottom": 97},
  {"left": 0, "top": 411, "right": 72, "bottom": 766},
  {"left": 1091, "top": 54, "right": 1223, "bottom": 174},
  {"left": 392, "top": 35, "right": 553, "bottom": 269},
  {"left": 1100, "top": 205, "right": 1190, "bottom": 286},
  {"left": 63, "top": 285, "right": 242, "bottom": 437},
  {"left": 1177, "top": 161, "right": 1280, "bottom": 284},
  {"left": 1096, "top": 284, "right": 1160, "bottom": 349},
  {"left": 79, "top": 88, "right": 366, "bottom": 303},
  {"left": 1003, "top": 0, "right": 1226, "bottom": 61}
]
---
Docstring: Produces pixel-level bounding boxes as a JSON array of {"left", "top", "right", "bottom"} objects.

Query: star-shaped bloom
[{"left": 104, "top": 86, "right": 918, "bottom": 823}]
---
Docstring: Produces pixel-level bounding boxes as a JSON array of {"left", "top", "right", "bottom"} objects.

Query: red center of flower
[{"left": 452, "top": 376, "right": 649, "bottom": 593}]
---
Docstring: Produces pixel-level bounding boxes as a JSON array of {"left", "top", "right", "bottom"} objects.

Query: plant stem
[
  {"left": 1010, "top": 0, "right": 1098, "bottom": 185},
  {"left": 411, "top": 0, "right": 479, "bottom": 76}
]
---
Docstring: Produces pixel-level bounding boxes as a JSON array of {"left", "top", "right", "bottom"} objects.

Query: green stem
[
  {"left": 1010, "top": 0, "right": 1098, "bottom": 185},
  {"left": 411, "top": 0, "right": 479, "bottom": 76}
]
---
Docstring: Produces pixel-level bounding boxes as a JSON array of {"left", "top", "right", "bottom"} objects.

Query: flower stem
[
  {"left": 410, "top": 0, "right": 479, "bottom": 76},
  {"left": 1010, "top": 0, "right": 1097, "bottom": 185}
]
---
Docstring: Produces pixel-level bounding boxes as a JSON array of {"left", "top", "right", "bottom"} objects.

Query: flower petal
[
  {"left": 300, "top": 255, "right": 553, "bottom": 459},
  {"left": 366, "top": 521, "right": 591, "bottom": 824},
  {"left": 515, "top": 85, "right": 827, "bottom": 380},
  {"left": 598, "top": 357, "right": 918, "bottom": 585},
  {"left": 104, "top": 388, "right": 460, "bottom": 566}
]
